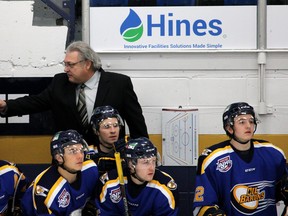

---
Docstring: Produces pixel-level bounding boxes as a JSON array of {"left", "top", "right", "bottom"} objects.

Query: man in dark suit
[{"left": 0, "top": 41, "right": 148, "bottom": 145}]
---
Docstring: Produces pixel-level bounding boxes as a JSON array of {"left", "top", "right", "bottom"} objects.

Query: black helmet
[
  {"left": 223, "top": 102, "right": 257, "bottom": 136},
  {"left": 125, "top": 137, "right": 157, "bottom": 160},
  {"left": 50, "top": 129, "right": 88, "bottom": 156},
  {"left": 90, "top": 105, "right": 124, "bottom": 130}
]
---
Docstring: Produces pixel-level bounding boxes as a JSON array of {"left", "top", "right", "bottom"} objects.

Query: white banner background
[{"left": 90, "top": 6, "right": 288, "bottom": 51}]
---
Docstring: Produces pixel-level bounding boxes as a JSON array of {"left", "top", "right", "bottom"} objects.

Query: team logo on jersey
[
  {"left": 216, "top": 155, "right": 232, "bottom": 172},
  {"left": 230, "top": 181, "right": 273, "bottom": 214},
  {"left": 110, "top": 187, "right": 122, "bottom": 203},
  {"left": 58, "top": 188, "right": 70, "bottom": 208}
]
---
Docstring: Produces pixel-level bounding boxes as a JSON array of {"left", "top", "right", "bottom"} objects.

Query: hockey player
[
  {"left": 97, "top": 137, "right": 178, "bottom": 215},
  {"left": 86, "top": 105, "right": 126, "bottom": 174},
  {"left": 21, "top": 129, "right": 99, "bottom": 216},
  {"left": 0, "top": 160, "right": 28, "bottom": 216},
  {"left": 192, "top": 102, "right": 287, "bottom": 216}
]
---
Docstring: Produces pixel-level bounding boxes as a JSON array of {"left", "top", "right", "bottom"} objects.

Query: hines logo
[
  {"left": 120, "top": 9, "right": 223, "bottom": 43},
  {"left": 120, "top": 9, "right": 144, "bottom": 42}
]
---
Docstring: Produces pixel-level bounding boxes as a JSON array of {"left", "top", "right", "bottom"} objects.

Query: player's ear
[
  {"left": 92, "top": 126, "right": 100, "bottom": 136},
  {"left": 55, "top": 154, "right": 63, "bottom": 164},
  {"left": 226, "top": 125, "right": 234, "bottom": 134},
  {"left": 128, "top": 160, "right": 136, "bottom": 171}
]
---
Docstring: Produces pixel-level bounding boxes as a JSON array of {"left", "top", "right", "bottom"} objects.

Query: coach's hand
[{"left": 0, "top": 99, "right": 7, "bottom": 113}]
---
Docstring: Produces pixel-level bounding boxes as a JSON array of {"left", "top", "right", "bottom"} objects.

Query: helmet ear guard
[{"left": 90, "top": 105, "right": 124, "bottom": 131}]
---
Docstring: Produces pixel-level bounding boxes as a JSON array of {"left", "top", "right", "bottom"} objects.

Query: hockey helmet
[
  {"left": 223, "top": 102, "right": 257, "bottom": 134},
  {"left": 125, "top": 137, "right": 157, "bottom": 161},
  {"left": 90, "top": 105, "right": 124, "bottom": 130},
  {"left": 50, "top": 129, "right": 88, "bottom": 156}
]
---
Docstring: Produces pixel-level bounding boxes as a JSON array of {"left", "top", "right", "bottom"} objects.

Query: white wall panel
[
  {"left": 132, "top": 78, "right": 190, "bottom": 106},
  {"left": 0, "top": 1, "right": 67, "bottom": 77}
]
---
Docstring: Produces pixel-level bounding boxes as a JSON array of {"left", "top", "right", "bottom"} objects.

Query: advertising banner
[{"left": 90, "top": 6, "right": 257, "bottom": 51}]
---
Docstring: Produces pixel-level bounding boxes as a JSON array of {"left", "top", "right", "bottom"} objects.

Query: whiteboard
[{"left": 162, "top": 108, "right": 198, "bottom": 166}]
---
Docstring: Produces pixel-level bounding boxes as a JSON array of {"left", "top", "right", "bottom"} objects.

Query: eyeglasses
[{"left": 62, "top": 60, "right": 85, "bottom": 68}]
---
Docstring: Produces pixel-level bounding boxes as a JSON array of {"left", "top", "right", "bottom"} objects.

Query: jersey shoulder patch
[{"left": 153, "top": 169, "right": 177, "bottom": 190}]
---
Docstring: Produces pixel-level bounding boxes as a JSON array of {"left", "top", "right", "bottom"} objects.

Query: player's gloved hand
[
  {"left": 12, "top": 205, "right": 23, "bottom": 216},
  {"left": 203, "top": 205, "right": 226, "bottom": 216},
  {"left": 82, "top": 200, "right": 99, "bottom": 216}
]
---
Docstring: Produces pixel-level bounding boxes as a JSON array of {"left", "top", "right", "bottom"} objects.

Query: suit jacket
[{"left": 5, "top": 68, "right": 148, "bottom": 144}]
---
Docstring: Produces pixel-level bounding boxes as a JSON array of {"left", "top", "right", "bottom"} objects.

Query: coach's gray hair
[{"left": 66, "top": 41, "right": 102, "bottom": 71}]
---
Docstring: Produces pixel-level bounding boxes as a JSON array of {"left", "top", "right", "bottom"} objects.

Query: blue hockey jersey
[
  {"left": 21, "top": 160, "right": 98, "bottom": 216},
  {"left": 0, "top": 160, "right": 28, "bottom": 214},
  {"left": 97, "top": 168, "right": 179, "bottom": 216},
  {"left": 193, "top": 139, "right": 287, "bottom": 216}
]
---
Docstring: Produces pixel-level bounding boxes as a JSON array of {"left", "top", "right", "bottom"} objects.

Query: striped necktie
[{"left": 77, "top": 84, "right": 88, "bottom": 128}]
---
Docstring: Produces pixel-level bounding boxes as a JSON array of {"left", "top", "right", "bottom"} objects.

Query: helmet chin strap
[
  {"left": 233, "top": 136, "right": 250, "bottom": 144},
  {"left": 231, "top": 132, "right": 250, "bottom": 145},
  {"left": 58, "top": 156, "right": 78, "bottom": 174},
  {"left": 229, "top": 119, "right": 257, "bottom": 145},
  {"left": 131, "top": 166, "right": 146, "bottom": 183}
]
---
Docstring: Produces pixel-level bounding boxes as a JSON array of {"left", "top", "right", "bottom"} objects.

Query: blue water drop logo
[{"left": 120, "top": 9, "right": 143, "bottom": 42}]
